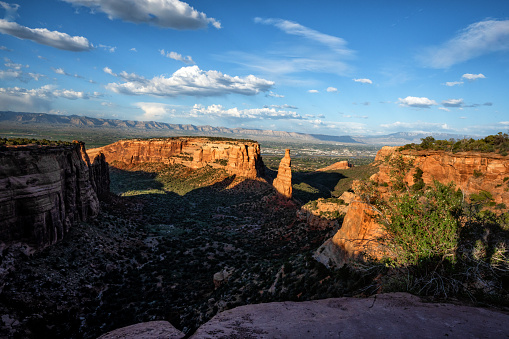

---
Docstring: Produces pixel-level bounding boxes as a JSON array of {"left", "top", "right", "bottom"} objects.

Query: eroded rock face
[
  {"left": 88, "top": 137, "right": 264, "bottom": 179},
  {"left": 314, "top": 200, "right": 385, "bottom": 268},
  {"left": 0, "top": 142, "right": 108, "bottom": 248},
  {"left": 316, "top": 160, "right": 353, "bottom": 172},
  {"left": 273, "top": 149, "right": 292, "bottom": 198},
  {"left": 97, "top": 321, "right": 184, "bottom": 339},
  {"left": 373, "top": 148, "right": 509, "bottom": 205}
]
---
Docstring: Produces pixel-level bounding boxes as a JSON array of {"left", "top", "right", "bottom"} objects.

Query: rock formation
[
  {"left": 97, "top": 321, "right": 184, "bottom": 339},
  {"left": 316, "top": 160, "right": 353, "bottom": 171},
  {"left": 88, "top": 137, "right": 264, "bottom": 179},
  {"left": 373, "top": 147, "right": 509, "bottom": 205},
  {"left": 0, "top": 142, "right": 109, "bottom": 249},
  {"left": 272, "top": 149, "right": 292, "bottom": 198},
  {"left": 314, "top": 201, "right": 385, "bottom": 268}
]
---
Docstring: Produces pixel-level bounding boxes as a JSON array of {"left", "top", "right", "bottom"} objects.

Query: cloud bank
[
  {"left": 63, "top": 0, "right": 221, "bottom": 30},
  {"left": 105, "top": 65, "right": 274, "bottom": 97}
]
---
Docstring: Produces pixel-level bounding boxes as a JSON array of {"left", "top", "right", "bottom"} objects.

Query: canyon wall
[
  {"left": 273, "top": 149, "right": 292, "bottom": 198},
  {"left": 88, "top": 137, "right": 264, "bottom": 179},
  {"left": 316, "top": 147, "right": 509, "bottom": 268},
  {"left": 0, "top": 142, "right": 109, "bottom": 248},
  {"left": 373, "top": 147, "right": 509, "bottom": 205}
]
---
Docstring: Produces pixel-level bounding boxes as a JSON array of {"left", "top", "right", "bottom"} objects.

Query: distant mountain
[
  {"left": 0, "top": 111, "right": 361, "bottom": 144},
  {"left": 0, "top": 111, "right": 480, "bottom": 146}
]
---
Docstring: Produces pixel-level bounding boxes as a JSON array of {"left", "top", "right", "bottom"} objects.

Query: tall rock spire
[{"left": 273, "top": 149, "right": 292, "bottom": 198}]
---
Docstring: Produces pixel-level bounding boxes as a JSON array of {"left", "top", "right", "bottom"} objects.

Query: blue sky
[{"left": 0, "top": 0, "right": 508, "bottom": 136}]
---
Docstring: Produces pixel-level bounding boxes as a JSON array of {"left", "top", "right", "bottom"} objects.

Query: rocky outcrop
[
  {"left": 97, "top": 321, "right": 184, "bottom": 339},
  {"left": 297, "top": 195, "right": 353, "bottom": 230},
  {"left": 316, "top": 160, "right": 353, "bottom": 171},
  {"left": 0, "top": 142, "right": 108, "bottom": 249},
  {"left": 272, "top": 149, "right": 292, "bottom": 198},
  {"left": 88, "top": 137, "right": 264, "bottom": 179},
  {"left": 373, "top": 147, "right": 509, "bottom": 205},
  {"left": 314, "top": 200, "right": 385, "bottom": 268},
  {"left": 189, "top": 292, "right": 509, "bottom": 338}
]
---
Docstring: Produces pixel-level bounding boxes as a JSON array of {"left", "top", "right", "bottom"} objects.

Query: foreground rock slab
[
  {"left": 190, "top": 293, "right": 509, "bottom": 338},
  {"left": 97, "top": 321, "right": 184, "bottom": 339}
]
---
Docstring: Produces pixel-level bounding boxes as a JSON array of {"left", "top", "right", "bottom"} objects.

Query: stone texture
[
  {"left": 372, "top": 148, "right": 509, "bottom": 205},
  {"left": 97, "top": 321, "right": 184, "bottom": 339},
  {"left": 0, "top": 142, "right": 108, "bottom": 249},
  {"left": 273, "top": 149, "right": 292, "bottom": 198},
  {"left": 189, "top": 292, "right": 509, "bottom": 338},
  {"left": 316, "top": 160, "right": 353, "bottom": 171},
  {"left": 88, "top": 137, "right": 264, "bottom": 179},
  {"left": 314, "top": 200, "right": 385, "bottom": 268}
]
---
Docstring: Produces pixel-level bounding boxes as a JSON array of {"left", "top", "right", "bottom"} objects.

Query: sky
[{"left": 0, "top": 0, "right": 508, "bottom": 137}]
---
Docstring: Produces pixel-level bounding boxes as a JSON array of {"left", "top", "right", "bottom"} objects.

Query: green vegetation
[
  {"left": 356, "top": 156, "right": 509, "bottom": 302},
  {"left": 0, "top": 137, "right": 72, "bottom": 146},
  {"left": 400, "top": 132, "right": 509, "bottom": 154}
]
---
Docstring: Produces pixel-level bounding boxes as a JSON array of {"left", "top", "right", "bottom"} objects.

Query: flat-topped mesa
[
  {"left": 372, "top": 147, "right": 509, "bottom": 205},
  {"left": 87, "top": 137, "right": 265, "bottom": 179},
  {"left": 0, "top": 141, "right": 109, "bottom": 249},
  {"left": 273, "top": 149, "right": 292, "bottom": 198}
]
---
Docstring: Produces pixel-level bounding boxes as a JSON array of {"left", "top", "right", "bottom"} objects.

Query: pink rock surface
[
  {"left": 97, "top": 321, "right": 184, "bottom": 339},
  {"left": 190, "top": 293, "right": 509, "bottom": 338}
]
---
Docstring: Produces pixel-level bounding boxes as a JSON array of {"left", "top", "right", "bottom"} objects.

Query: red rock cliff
[
  {"left": 88, "top": 137, "right": 264, "bottom": 179},
  {"left": 373, "top": 148, "right": 509, "bottom": 205},
  {"left": 273, "top": 149, "right": 292, "bottom": 198},
  {"left": 0, "top": 142, "right": 109, "bottom": 248}
]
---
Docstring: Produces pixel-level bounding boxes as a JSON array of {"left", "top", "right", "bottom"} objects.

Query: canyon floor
[{"left": 0, "top": 157, "right": 378, "bottom": 338}]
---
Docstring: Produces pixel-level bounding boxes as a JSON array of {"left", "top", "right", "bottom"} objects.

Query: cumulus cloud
[
  {"left": 353, "top": 78, "right": 372, "bottom": 84},
  {"left": 442, "top": 98, "right": 464, "bottom": 107},
  {"left": 190, "top": 104, "right": 302, "bottom": 120},
  {"left": 63, "top": 0, "right": 221, "bottom": 30},
  {"left": 439, "top": 107, "right": 450, "bottom": 112},
  {"left": 267, "top": 104, "right": 298, "bottom": 109},
  {"left": 0, "top": 1, "right": 19, "bottom": 21},
  {"left": 130, "top": 47, "right": 137, "bottom": 52},
  {"left": 445, "top": 81, "right": 463, "bottom": 86},
  {"left": 326, "top": 86, "right": 338, "bottom": 92},
  {"left": 266, "top": 91, "right": 284, "bottom": 98},
  {"left": 105, "top": 65, "right": 274, "bottom": 97},
  {"left": 308, "top": 89, "right": 319, "bottom": 93},
  {"left": 160, "top": 49, "right": 194, "bottom": 64},
  {"left": 419, "top": 19, "right": 509, "bottom": 68},
  {"left": 52, "top": 67, "right": 84, "bottom": 78},
  {"left": 398, "top": 96, "right": 437, "bottom": 108},
  {"left": 0, "top": 85, "right": 97, "bottom": 111},
  {"left": 462, "top": 73, "right": 486, "bottom": 80},
  {"left": 0, "top": 19, "right": 92, "bottom": 51},
  {"left": 134, "top": 102, "right": 176, "bottom": 120},
  {"left": 98, "top": 44, "right": 116, "bottom": 53}
]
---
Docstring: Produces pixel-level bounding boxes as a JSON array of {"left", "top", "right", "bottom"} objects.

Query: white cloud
[
  {"left": 160, "top": 49, "right": 194, "bottom": 64},
  {"left": 52, "top": 67, "right": 67, "bottom": 75},
  {"left": 444, "top": 81, "right": 463, "bottom": 86},
  {"left": 419, "top": 19, "right": 509, "bottom": 68},
  {"left": 190, "top": 104, "right": 302, "bottom": 120},
  {"left": 0, "top": 1, "right": 19, "bottom": 21},
  {"left": 268, "top": 104, "right": 298, "bottom": 109},
  {"left": 442, "top": 98, "right": 464, "bottom": 107},
  {"left": 381, "top": 121, "right": 453, "bottom": 131},
  {"left": 0, "top": 45, "right": 12, "bottom": 51},
  {"left": 439, "top": 107, "right": 450, "bottom": 112},
  {"left": 0, "top": 69, "right": 20, "bottom": 79},
  {"left": 462, "top": 73, "right": 486, "bottom": 80},
  {"left": 254, "top": 18, "right": 353, "bottom": 56},
  {"left": 103, "top": 67, "right": 116, "bottom": 76},
  {"left": 0, "top": 19, "right": 92, "bottom": 51},
  {"left": 98, "top": 44, "right": 116, "bottom": 53},
  {"left": 134, "top": 102, "right": 176, "bottom": 120},
  {"left": 63, "top": 0, "right": 221, "bottom": 30},
  {"left": 353, "top": 78, "right": 372, "bottom": 84},
  {"left": 105, "top": 65, "right": 274, "bottom": 97},
  {"left": 326, "top": 86, "right": 338, "bottom": 92},
  {"left": 308, "top": 89, "right": 319, "bottom": 93},
  {"left": 398, "top": 96, "right": 437, "bottom": 108},
  {"left": 266, "top": 91, "right": 284, "bottom": 98},
  {"left": 130, "top": 47, "right": 137, "bottom": 52}
]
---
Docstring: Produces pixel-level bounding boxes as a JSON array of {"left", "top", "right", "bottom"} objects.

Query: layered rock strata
[
  {"left": 273, "top": 149, "right": 292, "bottom": 198},
  {"left": 0, "top": 142, "right": 108, "bottom": 248},
  {"left": 316, "top": 160, "right": 353, "bottom": 171},
  {"left": 88, "top": 137, "right": 264, "bottom": 179},
  {"left": 373, "top": 147, "right": 509, "bottom": 205}
]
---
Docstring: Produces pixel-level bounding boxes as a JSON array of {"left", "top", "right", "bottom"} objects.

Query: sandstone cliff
[
  {"left": 0, "top": 142, "right": 109, "bottom": 248},
  {"left": 316, "top": 160, "right": 353, "bottom": 172},
  {"left": 272, "top": 149, "right": 292, "bottom": 198},
  {"left": 373, "top": 147, "right": 509, "bottom": 205},
  {"left": 88, "top": 137, "right": 264, "bottom": 179}
]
